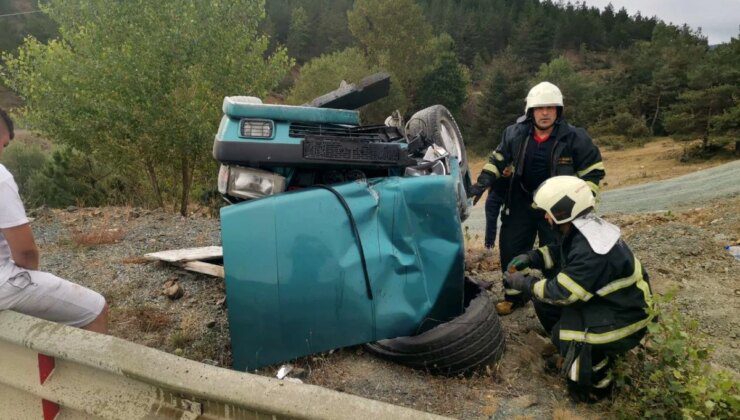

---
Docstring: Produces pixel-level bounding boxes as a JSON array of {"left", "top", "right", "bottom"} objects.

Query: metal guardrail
[{"left": 0, "top": 311, "right": 447, "bottom": 419}]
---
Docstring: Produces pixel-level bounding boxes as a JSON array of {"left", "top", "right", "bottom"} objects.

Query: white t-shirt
[{"left": 0, "top": 164, "right": 30, "bottom": 276}]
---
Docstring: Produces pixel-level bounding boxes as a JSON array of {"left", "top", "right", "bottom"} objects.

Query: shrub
[
  {"left": 25, "top": 147, "right": 135, "bottom": 208},
  {"left": 592, "top": 112, "right": 650, "bottom": 148},
  {"left": 614, "top": 292, "right": 740, "bottom": 419},
  {"left": 0, "top": 142, "right": 49, "bottom": 195},
  {"left": 2, "top": 0, "right": 292, "bottom": 216},
  {"left": 287, "top": 47, "right": 407, "bottom": 123}
]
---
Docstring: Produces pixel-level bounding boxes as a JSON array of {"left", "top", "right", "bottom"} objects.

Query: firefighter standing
[
  {"left": 469, "top": 82, "right": 605, "bottom": 315},
  {"left": 505, "top": 176, "right": 653, "bottom": 402}
]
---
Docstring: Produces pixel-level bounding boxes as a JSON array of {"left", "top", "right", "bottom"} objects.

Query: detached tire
[
  {"left": 366, "top": 286, "right": 505, "bottom": 376},
  {"left": 406, "top": 105, "right": 473, "bottom": 221}
]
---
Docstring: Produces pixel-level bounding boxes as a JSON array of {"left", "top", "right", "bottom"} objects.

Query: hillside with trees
[
  {"left": 266, "top": 0, "right": 738, "bottom": 155},
  {"left": 0, "top": 0, "right": 737, "bottom": 212}
]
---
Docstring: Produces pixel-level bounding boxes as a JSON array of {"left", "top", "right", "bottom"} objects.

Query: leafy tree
[
  {"left": 621, "top": 24, "right": 706, "bottom": 135},
  {"left": 0, "top": 140, "right": 48, "bottom": 197},
  {"left": 664, "top": 35, "right": 739, "bottom": 154},
  {"left": 348, "top": 0, "right": 439, "bottom": 105},
  {"left": 24, "top": 147, "right": 131, "bottom": 208},
  {"left": 590, "top": 111, "right": 650, "bottom": 145},
  {"left": 313, "top": 0, "right": 355, "bottom": 54},
  {"left": 0, "top": 0, "right": 57, "bottom": 53},
  {"left": 1, "top": 0, "right": 292, "bottom": 215},
  {"left": 288, "top": 48, "right": 376, "bottom": 104},
  {"left": 509, "top": 5, "right": 554, "bottom": 70},
  {"left": 265, "top": 0, "right": 354, "bottom": 58},
  {"left": 472, "top": 53, "right": 528, "bottom": 154},
  {"left": 708, "top": 36, "right": 740, "bottom": 154},
  {"left": 287, "top": 47, "right": 405, "bottom": 123},
  {"left": 470, "top": 53, "right": 487, "bottom": 85},
  {"left": 711, "top": 104, "right": 740, "bottom": 155},
  {"left": 414, "top": 36, "right": 470, "bottom": 118},
  {"left": 534, "top": 56, "right": 599, "bottom": 126},
  {"left": 554, "top": 2, "right": 606, "bottom": 51},
  {"left": 664, "top": 86, "right": 735, "bottom": 152},
  {"left": 286, "top": 6, "right": 311, "bottom": 62}
]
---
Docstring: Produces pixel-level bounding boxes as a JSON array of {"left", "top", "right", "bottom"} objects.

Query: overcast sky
[{"left": 580, "top": 0, "right": 739, "bottom": 44}]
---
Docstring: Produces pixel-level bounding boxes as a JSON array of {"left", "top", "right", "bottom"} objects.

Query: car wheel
[
  {"left": 406, "top": 105, "right": 472, "bottom": 221},
  {"left": 365, "top": 282, "right": 506, "bottom": 376}
]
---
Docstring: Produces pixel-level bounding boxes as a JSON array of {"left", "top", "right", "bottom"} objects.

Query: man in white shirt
[{"left": 0, "top": 108, "right": 108, "bottom": 333}]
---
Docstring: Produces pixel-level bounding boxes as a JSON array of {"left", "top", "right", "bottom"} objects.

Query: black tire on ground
[
  {"left": 406, "top": 105, "right": 472, "bottom": 221},
  {"left": 365, "top": 285, "right": 506, "bottom": 376}
]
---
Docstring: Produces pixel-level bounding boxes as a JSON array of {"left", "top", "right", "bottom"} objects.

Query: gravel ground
[
  {"left": 30, "top": 206, "right": 231, "bottom": 366},
  {"left": 25, "top": 195, "right": 739, "bottom": 419},
  {"left": 598, "top": 159, "right": 740, "bottom": 214},
  {"left": 605, "top": 200, "right": 740, "bottom": 369}
]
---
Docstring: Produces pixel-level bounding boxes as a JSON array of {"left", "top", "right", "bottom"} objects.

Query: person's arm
[
  {"left": 1, "top": 223, "right": 39, "bottom": 270},
  {"left": 531, "top": 239, "right": 605, "bottom": 306},
  {"left": 572, "top": 128, "right": 605, "bottom": 196},
  {"left": 510, "top": 243, "right": 560, "bottom": 272},
  {"left": 469, "top": 128, "right": 515, "bottom": 200}
]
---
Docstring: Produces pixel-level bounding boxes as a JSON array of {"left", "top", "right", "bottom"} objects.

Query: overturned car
[{"left": 213, "top": 73, "right": 505, "bottom": 375}]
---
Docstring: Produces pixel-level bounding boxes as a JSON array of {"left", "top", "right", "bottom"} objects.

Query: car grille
[
  {"left": 290, "top": 123, "right": 394, "bottom": 142},
  {"left": 303, "top": 136, "right": 404, "bottom": 164}
]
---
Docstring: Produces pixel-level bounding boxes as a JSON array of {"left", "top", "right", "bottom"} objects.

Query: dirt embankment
[{"left": 25, "top": 193, "right": 739, "bottom": 419}]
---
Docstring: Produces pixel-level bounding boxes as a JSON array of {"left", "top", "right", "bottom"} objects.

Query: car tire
[
  {"left": 406, "top": 105, "right": 472, "bottom": 221},
  {"left": 407, "top": 105, "right": 468, "bottom": 171},
  {"left": 365, "top": 283, "right": 506, "bottom": 376}
]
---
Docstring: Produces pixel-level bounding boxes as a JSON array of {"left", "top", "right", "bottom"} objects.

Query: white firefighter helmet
[
  {"left": 525, "top": 81, "right": 564, "bottom": 114},
  {"left": 533, "top": 176, "right": 594, "bottom": 224}
]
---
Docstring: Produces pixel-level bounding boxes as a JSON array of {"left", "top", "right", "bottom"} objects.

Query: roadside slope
[{"left": 598, "top": 159, "right": 740, "bottom": 214}]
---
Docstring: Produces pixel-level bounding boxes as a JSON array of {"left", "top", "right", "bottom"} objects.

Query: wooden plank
[
  {"left": 144, "top": 246, "right": 222, "bottom": 263},
  {"left": 181, "top": 261, "right": 225, "bottom": 278}
]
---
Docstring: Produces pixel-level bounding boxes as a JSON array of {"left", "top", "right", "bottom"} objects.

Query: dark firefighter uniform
[
  {"left": 474, "top": 118, "right": 605, "bottom": 303},
  {"left": 519, "top": 226, "right": 653, "bottom": 399},
  {"left": 484, "top": 176, "right": 508, "bottom": 249}
]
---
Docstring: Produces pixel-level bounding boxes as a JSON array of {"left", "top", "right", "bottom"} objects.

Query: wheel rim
[{"left": 440, "top": 121, "right": 463, "bottom": 165}]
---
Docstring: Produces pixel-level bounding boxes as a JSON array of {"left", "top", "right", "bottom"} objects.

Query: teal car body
[
  {"left": 221, "top": 164, "right": 466, "bottom": 370},
  {"left": 214, "top": 74, "right": 472, "bottom": 371}
]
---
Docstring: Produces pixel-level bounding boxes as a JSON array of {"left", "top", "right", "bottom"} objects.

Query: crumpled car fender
[{"left": 221, "top": 168, "right": 466, "bottom": 371}]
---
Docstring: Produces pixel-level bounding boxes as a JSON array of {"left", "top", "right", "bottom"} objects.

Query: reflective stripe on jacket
[
  {"left": 478, "top": 118, "right": 605, "bottom": 201},
  {"left": 528, "top": 230, "right": 653, "bottom": 345}
]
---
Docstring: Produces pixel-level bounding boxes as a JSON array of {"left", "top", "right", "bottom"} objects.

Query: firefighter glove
[
  {"left": 468, "top": 183, "right": 487, "bottom": 199},
  {"left": 507, "top": 253, "right": 532, "bottom": 272},
  {"left": 504, "top": 271, "right": 535, "bottom": 299},
  {"left": 470, "top": 170, "right": 497, "bottom": 197}
]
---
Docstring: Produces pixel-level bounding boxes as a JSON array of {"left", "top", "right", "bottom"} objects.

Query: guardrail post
[{"left": 38, "top": 353, "right": 60, "bottom": 420}]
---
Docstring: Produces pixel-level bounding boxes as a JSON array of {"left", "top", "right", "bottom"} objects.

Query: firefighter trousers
[{"left": 533, "top": 300, "right": 645, "bottom": 400}]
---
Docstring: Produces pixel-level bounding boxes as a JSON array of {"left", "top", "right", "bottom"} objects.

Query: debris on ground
[
  {"left": 276, "top": 364, "right": 293, "bottom": 380},
  {"left": 162, "top": 278, "right": 184, "bottom": 300},
  {"left": 145, "top": 246, "right": 224, "bottom": 278}
]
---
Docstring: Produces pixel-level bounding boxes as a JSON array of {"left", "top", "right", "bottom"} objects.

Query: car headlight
[
  {"left": 218, "top": 165, "right": 286, "bottom": 199},
  {"left": 240, "top": 119, "right": 274, "bottom": 139}
]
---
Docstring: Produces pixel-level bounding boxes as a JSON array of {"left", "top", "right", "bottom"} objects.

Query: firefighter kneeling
[{"left": 505, "top": 176, "right": 654, "bottom": 402}]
